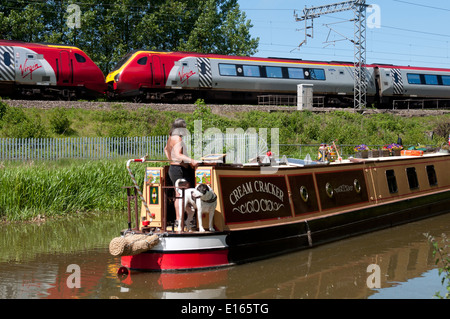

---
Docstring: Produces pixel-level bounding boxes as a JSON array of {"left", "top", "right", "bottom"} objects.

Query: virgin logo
[
  {"left": 20, "top": 59, "right": 42, "bottom": 79},
  {"left": 178, "top": 66, "right": 196, "bottom": 84}
]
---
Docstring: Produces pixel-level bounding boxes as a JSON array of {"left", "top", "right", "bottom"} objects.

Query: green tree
[{"left": 0, "top": 0, "right": 259, "bottom": 74}]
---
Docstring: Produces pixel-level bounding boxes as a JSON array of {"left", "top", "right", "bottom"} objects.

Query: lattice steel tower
[{"left": 294, "top": 0, "right": 368, "bottom": 109}]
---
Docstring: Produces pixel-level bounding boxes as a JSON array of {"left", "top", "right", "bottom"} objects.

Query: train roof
[
  {"left": 115, "top": 50, "right": 450, "bottom": 73},
  {"left": 0, "top": 39, "right": 81, "bottom": 51}
]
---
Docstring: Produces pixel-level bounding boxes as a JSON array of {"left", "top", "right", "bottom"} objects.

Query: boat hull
[{"left": 121, "top": 189, "right": 450, "bottom": 271}]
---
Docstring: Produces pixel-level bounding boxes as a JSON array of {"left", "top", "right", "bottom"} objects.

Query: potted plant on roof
[
  {"left": 384, "top": 143, "right": 403, "bottom": 156},
  {"left": 354, "top": 144, "right": 369, "bottom": 158}
]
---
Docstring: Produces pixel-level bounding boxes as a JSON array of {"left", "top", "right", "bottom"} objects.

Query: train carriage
[
  {"left": 0, "top": 40, "right": 106, "bottom": 99},
  {"left": 106, "top": 50, "right": 450, "bottom": 106}
]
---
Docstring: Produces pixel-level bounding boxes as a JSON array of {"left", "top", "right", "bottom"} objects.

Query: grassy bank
[
  {"left": 1, "top": 100, "right": 449, "bottom": 221},
  {"left": 1, "top": 99, "right": 449, "bottom": 147},
  {"left": 0, "top": 159, "right": 149, "bottom": 222}
]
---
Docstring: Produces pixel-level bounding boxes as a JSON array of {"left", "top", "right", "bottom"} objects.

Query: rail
[{"left": 392, "top": 99, "right": 450, "bottom": 110}]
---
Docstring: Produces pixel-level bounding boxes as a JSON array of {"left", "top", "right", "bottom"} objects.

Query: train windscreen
[{"left": 111, "top": 52, "right": 134, "bottom": 72}]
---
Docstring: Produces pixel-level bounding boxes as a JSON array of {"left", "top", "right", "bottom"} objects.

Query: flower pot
[
  {"left": 380, "top": 149, "right": 390, "bottom": 157},
  {"left": 355, "top": 150, "right": 369, "bottom": 158},
  {"left": 391, "top": 149, "right": 401, "bottom": 156}
]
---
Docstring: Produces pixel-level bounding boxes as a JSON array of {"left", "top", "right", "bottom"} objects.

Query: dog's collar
[
  {"left": 191, "top": 192, "right": 217, "bottom": 203},
  {"left": 202, "top": 193, "right": 217, "bottom": 203}
]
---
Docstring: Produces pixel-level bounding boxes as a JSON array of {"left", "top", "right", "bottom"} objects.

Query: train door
[
  {"left": 391, "top": 68, "right": 404, "bottom": 95},
  {"left": 59, "top": 51, "right": 72, "bottom": 84},
  {"left": 151, "top": 55, "right": 163, "bottom": 86},
  {"left": 0, "top": 46, "right": 15, "bottom": 82},
  {"left": 197, "top": 57, "right": 212, "bottom": 88}
]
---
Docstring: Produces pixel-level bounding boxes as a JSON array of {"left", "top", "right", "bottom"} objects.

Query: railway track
[{"left": 3, "top": 99, "right": 450, "bottom": 117}]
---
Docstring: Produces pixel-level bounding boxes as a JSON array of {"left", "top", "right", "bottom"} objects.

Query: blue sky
[{"left": 238, "top": 0, "right": 450, "bottom": 69}]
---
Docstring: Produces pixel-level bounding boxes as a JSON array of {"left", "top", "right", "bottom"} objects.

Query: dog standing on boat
[{"left": 175, "top": 179, "right": 217, "bottom": 232}]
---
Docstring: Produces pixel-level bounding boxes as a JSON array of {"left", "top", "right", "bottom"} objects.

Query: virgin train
[
  {"left": 0, "top": 40, "right": 106, "bottom": 99},
  {"left": 105, "top": 50, "right": 450, "bottom": 106},
  {"left": 2, "top": 39, "right": 450, "bottom": 106}
]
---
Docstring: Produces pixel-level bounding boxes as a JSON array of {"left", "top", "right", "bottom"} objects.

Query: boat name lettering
[
  {"left": 229, "top": 181, "right": 284, "bottom": 205},
  {"left": 334, "top": 184, "right": 353, "bottom": 193},
  {"left": 232, "top": 198, "right": 285, "bottom": 215}
]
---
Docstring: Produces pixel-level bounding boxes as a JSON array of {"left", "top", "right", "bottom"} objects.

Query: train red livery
[{"left": 0, "top": 40, "right": 106, "bottom": 99}]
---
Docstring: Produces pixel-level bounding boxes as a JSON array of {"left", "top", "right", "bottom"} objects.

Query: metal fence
[
  {"left": 0, "top": 136, "right": 169, "bottom": 161},
  {"left": 0, "top": 134, "right": 263, "bottom": 162},
  {"left": 0, "top": 135, "right": 394, "bottom": 162}
]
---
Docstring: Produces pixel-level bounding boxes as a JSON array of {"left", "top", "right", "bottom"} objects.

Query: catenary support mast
[{"left": 294, "top": 0, "right": 368, "bottom": 109}]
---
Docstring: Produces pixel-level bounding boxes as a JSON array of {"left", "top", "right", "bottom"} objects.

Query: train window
[
  {"left": 424, "top": 74, "right": 438, "bottom": 85},
  {"left": 385, "top": 170, "right": 398, "bottom": 194},
  {"left": 3, "top": 52, "right": 11, "bottom": 66},
  {"left": 243, "top": 65, "right": 260, "bottom": 77},
  {"left": 219, "top": 64, "right": 237, "bottom": 76},
  {"left": 74, "top": 53, "right": 86, "bottom": 63},
  {"left": 407, "top": 74, "right": 422, "bottom": 84},
  {"left": 111, "top": 52, "right": 133, "bottom": 72},
  {"left": 406, "top": 167, "right": 419, "bottom": 190},
  {"left": 442, "top": 76, "right": 450, "bottom": 86},
  {"left": 426, "top": 165, "right": 438, "bottom": 186},
  {"left": 137, "top": 57, "right": 147, "bottom": 65},
  {"left": 310, "top": 69, "right": 326, "bottom": 80},
  {"left": 288, "top": 68, "right": 304, "bottom": 79},
  {"left": 266, "top": 66, "right": 283, "bottom": 78}
]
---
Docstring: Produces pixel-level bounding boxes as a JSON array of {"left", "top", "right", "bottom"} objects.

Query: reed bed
[{"left": 0, "top": 159, "right": 148, "bottom": 221}]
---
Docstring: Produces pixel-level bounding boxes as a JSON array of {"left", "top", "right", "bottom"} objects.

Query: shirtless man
[{"left": 164, "top": 118, "right": 199, "bottom": 230}]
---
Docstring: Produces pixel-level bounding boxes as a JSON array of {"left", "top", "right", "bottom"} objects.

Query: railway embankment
[{"left": 4, "top": 99, "right": 450, "bottom": 117}]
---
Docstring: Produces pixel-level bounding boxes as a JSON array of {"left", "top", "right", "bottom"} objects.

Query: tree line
[{"left": 0, "top": 0, "right": 259, "bottom": 74}]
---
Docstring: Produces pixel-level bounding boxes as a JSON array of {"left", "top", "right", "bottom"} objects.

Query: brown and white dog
[{"left": 175, "top": 179, "right": 217, "bottom": 232}]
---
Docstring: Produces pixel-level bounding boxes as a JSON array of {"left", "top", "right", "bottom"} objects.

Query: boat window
[
  {"left": 137, "top": 57, "right": 147, "bottom": 65},
  {"left": 325, "top": 183, "right": 334, "bottom": 198},
  {"left": 243, "top": 65, "right": 260, "bottom": 77},
  {"left": 426, "top": 165, "right": 438, "bottom": 186},
  {"left": 300, "top": 186, "right": 309, "bottom": 202},
  {"left": 219, "top": 63, "right": 237, "bottom": 76},
  {"left": 288, "top": 67, "right": 304, "bottom": 79},
  {"left": 266, "top": 66, "right": 283, "bottom": 78},
  {"left": 74, "top": 53, "right": 86, "bottom": 63},
  {"left": 406, "top": 167, "right": 419, "bottom": 190},
  {"left": 3, "top": 52, "right": 11, "bottom": 66},
  {"left": 385, "top": 170, "right": 398, "bottom": 194}
]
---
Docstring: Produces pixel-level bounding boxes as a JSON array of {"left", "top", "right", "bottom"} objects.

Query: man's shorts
[{"left": 168, "top": 165, "right": 195, "bottom": 187}]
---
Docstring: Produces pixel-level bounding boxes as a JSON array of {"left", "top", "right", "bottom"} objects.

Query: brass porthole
[
  {"left": 300, "top": 186, "right": 309, "bottom": 202},
  {"left": 325, "top": 183, "right": 334, "bottom": 198},
  {"left": 354, "top": 179, "right": 362, "bottom": 194}
]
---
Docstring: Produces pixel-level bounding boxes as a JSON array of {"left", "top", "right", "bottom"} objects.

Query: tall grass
[{"left": 0, "top": 159, "right": 148, "bottom": 221}]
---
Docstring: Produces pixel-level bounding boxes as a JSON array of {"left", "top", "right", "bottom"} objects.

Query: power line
[{"left": 392, "top": 0, "right": 450, "bottom": 12}]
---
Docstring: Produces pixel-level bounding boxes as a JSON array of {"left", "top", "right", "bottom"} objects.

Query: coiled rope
[{"left": 109, "top": 233, "right": 159, "bottom": 256}]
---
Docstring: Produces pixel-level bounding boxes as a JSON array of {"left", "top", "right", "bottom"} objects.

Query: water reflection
[{"left": 0, "top": 212, "right": 449, "bottom": 299}]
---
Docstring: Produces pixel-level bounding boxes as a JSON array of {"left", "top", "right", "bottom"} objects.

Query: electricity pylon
[{"left": 294, "top": 0, "right": 368, "bottom": 109}]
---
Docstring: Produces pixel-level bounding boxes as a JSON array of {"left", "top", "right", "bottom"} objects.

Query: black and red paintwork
[{"left": 118, "top": 153, "right": 450, "bottom": 272}]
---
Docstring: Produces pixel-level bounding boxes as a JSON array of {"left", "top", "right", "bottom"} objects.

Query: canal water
[{"left": 0, "top": 211, "right": 449, "bottom": 299}]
